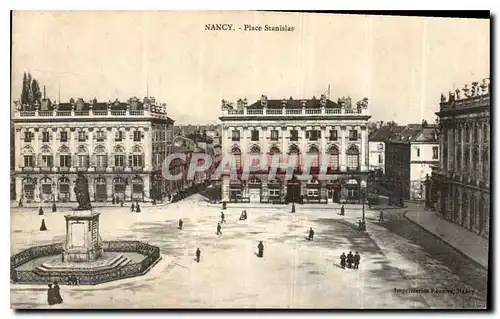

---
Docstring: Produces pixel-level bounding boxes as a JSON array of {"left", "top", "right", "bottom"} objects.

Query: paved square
[{"left": 10, "top": 195, "right": 485, "bottom": 309}]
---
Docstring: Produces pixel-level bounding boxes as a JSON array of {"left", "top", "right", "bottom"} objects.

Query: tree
[
  {"left": 31, "top": 79, "right": 42, "bottom": 105},
  {"left": 387, "top": 121, "right": 398, "bottom": 128},
  {"left": 421, "top": 119, "right": 428, "bottom": 128},
  {"left": 27, "top": 73, "right": 33, "bottom": 105}
]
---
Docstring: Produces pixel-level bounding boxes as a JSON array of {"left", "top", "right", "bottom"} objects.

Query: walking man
[
  {"left": 39, "top": 205, "right": 44, "bottom": 216},
  {"left": 340, "top": 252, "right": 347, "bottom": 269},
  {"left": 53, "top": 281, "right": 63, "bottom": 304},
  {"left": 178, "top": 218, "right": 183, "bottom": 230},
  {"left": 220, "top": 211, "right": 226, "bottom": 223},
  {"left": 195, "top": 247, "right": 201, "bottom": 263},
  {"left": 131, "top": 202, "right": 135, "bottom": 212},
  {"left": 347, "top": 251, "right": 354, "bottom": 269},
  {"left": 257, "top": 241, "right": 264, "bottom": 258},
  {"left": 18, "top": 198, "right": 23, "bottom": 208},
  {"left": 136, "top": 202, "right": 141, "bottom": 213},
  {"left": 379, "top": 210, "right": 384, "bottom": 222},
  {"left": 216, "top": 222, "right": 222, "bottom": 235},
  {"left": 47, "top": 284, "right": 55, "bottom": 306},
  {"left": 354, "top": 252, "right": 361, "bottom": 270},
  {"left": 340, "top": 205, "right": 345, "bottom": 216},
  {"left": 308, "top": 227, "right": 315, "bottom": 241}
]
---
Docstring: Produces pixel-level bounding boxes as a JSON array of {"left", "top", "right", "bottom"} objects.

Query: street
[{"left": 10, "top": 195, "right": 486, "bottom": 309}]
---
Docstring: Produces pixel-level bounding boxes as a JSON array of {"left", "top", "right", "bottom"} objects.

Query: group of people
[
  {"left": 111, "top": 196, "right": 125, "bottom": 207},
  {"left": 65, "top": 276, "right": 80, "bottom": 285},
  {"left": 239, "top": 210, "right": 247, "bottom": 220},
  {"left": 340, "top": 251, "right": 361, "bottom": 270},
  {"left": 130, "top": 202, "right": 141, "bottom": 213},
  {"left": 47, "top": 281, "right": 63, "bottom": 306}
]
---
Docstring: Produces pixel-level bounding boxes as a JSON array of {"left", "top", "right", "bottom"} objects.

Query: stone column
[
  {"left": 468, "top": 124, "right": 473, "bottom": 178},
  {"left": 460, "top": 123, "right": 464, "bottom": 175},
  {"left": 340, "top": 126, "right": 346, "bottom": 172}
]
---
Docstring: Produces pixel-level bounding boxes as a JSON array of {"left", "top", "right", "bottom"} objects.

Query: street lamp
[{"left": 361, "top": 180, "right": 367, "bottom": 230}]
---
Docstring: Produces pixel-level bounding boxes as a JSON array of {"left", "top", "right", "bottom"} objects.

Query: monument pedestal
[{"left": 62, "top": 210, "right": 103, "bottom": 263}]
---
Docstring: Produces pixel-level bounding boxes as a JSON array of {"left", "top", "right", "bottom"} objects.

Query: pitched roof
[{"left": 369, "top": 125, "right": 406, "bottom": 142}]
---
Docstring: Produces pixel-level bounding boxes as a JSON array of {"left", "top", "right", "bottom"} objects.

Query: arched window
[
  {"left": 456, "top": 149, "right": 461, "bottom": 172},
  {"left": 231, "top": 146, "right": 242, "bottom": 169},
  {"left": 131, "top": 176, "right": 144, "bottom": 201},
  {"left": 114, "top": 145, "right": 125, "bottom": 168},
  {"left": 76, "top": 145, "right": 90, "bottom": 168},
  {"left": 22, "top": 177, "right": 35, "bottom": 201},
  {"left": 249, "top": 145, "right": 261, "bottom": 167},
  {"left": 131, "top": 146, "right": 144, "bottom": 168},
  {"left": 469, "top": 195, "right": 477, "bottom": 230},
  {"left": 22, "top": 146, "right": 35, "bottom": 168},
  {"left": 288, "top": 145, "right": 300, "bottom": 169},
  {"left": 461, "top": 193, "right": 468, "bottom": 227},
  {"left": 346, "top": 145, "right": 360, "bottom": 171},
  {"left": 113, "top": 177, "right": 126, "bottom": 201},
  {"left": 308, "top": 145, "right": 320, "bottom": 168},
  {"left": 58, "top": 177, "right": 70, "bottom": 201},
  {"left": 95, "top": 176, "right": 107, "bottom": 202},
  {"left": 40, "top": 176, "right": 53, "bottom": 201},
  {"left": 93, "top": 145, "right": 108, "bottom": 169},
  {"left": 327, "top": 145, "right": 339, "bottom": 171},
  {"left": 40, "top": 146, "right": 53, "bottom": 168}
]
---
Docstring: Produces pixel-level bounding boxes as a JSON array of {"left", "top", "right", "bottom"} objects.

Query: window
[
  {"left": 307, "top": 130, "right": 320, "bottom": 141},
  {"left": 133, "top": 131, "right": 142, "bottom": 142},
  {"left": 24, "top": 155, "right": 34, "bottom": 167},
  {"left": 96, "top": 154, "right": 107, "bottom": 168},
  {"left": 290, "top": 130, "right": 299, "bottom": 141},
  {"left": 349, "top": 130, "right": 358, "bottom": 141},
  {"left": 347, "top": 189, "right": 358, "bottom": 198},
  {"left": 24, "top": 132, "right": 32, "bottom": 142},
  {"left": 329, "top": 130, "right": 338, "bottom": 141},
  {"left": 270, "top": 130, "right": 279, "bottom": 141},
  {"left": 269, "top": 189, "right": 280, "bottom": 197},
  {"left": 42, "top": 131, "right": 50, "bottom": 143},
  {"left": 96, "top": 130, "right": 105, "bottom": 142},
  {"left": 327, "top": 146, "right": 339, "bottom": 171},
  {"left": 41, "top": 155, "right": 53, "bottom": 167},
  {"left": 346, "top": 146, "right": 359, "bottom": 170},
  {"left": 416, "top": 147, "right": 420, "bottom": 158},
  {"left": 78, "top": 131, "right": 86, "bottom": 142},
  {"left": 132, "top": 155, "right": 143, "bottom": 167},
  {"left": 251, "top": 130, "right": 259, "bottom": 141},
  {"left": 60, "top": 155, "right": 71, "bottom": 167},
  {"left": 232, "top": 130, "right": 240, "bottom": 142},
  {"left": 307, "top": 189, "right": 319, "bottom": 197},
  {"left": 60, "top": 131, "right": 68, "bottom": 142},
  {"left": 115, "top": 131, "right": 123, "bottom": 142},
  {"left": 115, "top": 155, "right": 125, "bottom": 167},
  {"left": 432, "top": 146, "right": 439, "bottom": 159},
  {"left": 378, "top": 154, "right": 383, "bottom": 164},
  {"left": 77, "top": 155, "right": 89, "bottom": 168}
]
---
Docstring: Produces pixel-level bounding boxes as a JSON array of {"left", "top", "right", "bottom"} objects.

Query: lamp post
[{"left": 361, "top": 180, "right": 367, "bottom": 230}]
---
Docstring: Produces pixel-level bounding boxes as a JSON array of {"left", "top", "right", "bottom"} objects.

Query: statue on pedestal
[{"left": 74, "top": 172, "right": 92, "bottom": 210}]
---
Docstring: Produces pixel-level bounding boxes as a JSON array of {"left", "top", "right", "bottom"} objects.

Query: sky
[{"left": 11, "top": 11, "right": 490, "bottom": 125}]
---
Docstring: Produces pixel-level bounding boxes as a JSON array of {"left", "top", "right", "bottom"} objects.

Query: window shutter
[{"left": 129, "top": 155, "right": 133, "bottom": 167}]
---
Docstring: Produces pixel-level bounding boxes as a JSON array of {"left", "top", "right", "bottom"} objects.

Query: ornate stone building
[
  {"left": 430, "top": 79, "right": 490, "bottom": 238},
  {"left": 219, "top": 94, "right": 371, "bottom": 204},
  {"left": 12, "top": 97, "right": 174, "bottom": 203}
]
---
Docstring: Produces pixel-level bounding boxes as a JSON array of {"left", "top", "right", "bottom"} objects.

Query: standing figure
[
  {"left": 39, "top": 206, "right": 44, "bottom": 216},
  {"left": 353, "top": 252, "right": 361, "bottom": 270},
  {"left": 379, "top": 210, "right": 384, "bottom": 222},
  {"left": 130, "top": 202, "right": 135, "bottom": 212},
  {"left": 136, "top": 202, "right": 141, "bottom": 213},
  {"left": 195, "top": 247, "right": 201, "bottom": 263},
  {"left": 40, "top": 219, "right": 47, "bottom": 231},
  {"left": 358, "top": 220, "right": 363, "bottom": 231},
  {"left": 18, "top": 198, "right": 23, "bottom": 208},
  {"left": 112, "top": 196, "right": 116, "bottom": 205},
  {"left": 53, "top": 281, "right": 63, "bottom": 304},
  {"left": 178, "top": 218, "right": 183, "bottom": 230},
  {"left": 340, "top": 205, "right": 345, "bottom": 216},
  {"left": 291, "top": 203, "right": 296, "bottom": 213},
  {"left": 257, "top": 241, "right": 264, "bottom": 258},
  {"left": 347, "top": 251, "right": 354, "bottom": 269},
  {"left": 47, "top": 284, "right": 56, "bottom": 305},
  {"left": 220, "top": 211, "right": 226, "bottom": 223},
  {"left": 52, "top": 202, "right": 57, "bottom": 212},
  {"left": 216, "top": 222, "right": 222, "bottom": 235},
  {"left": 340, "top": 252, "right": 347, "bottom": 269},
  {"left": 308, "top": 227, "right": 315, "bottom": 241},
  {"left": 120, "top": 200, "right": 124, "bottom": 207}
]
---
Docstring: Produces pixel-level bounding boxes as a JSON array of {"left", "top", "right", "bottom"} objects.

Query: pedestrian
[
  {"left": 47, "top": 284, "right": 56, "bottom": 305},
  {"left": 112, "top": 196, "right": 115, "bottom": 205},
  {"left": 358, "top": 220, "right": 364, "bottom": 231},
  {"left": 340, "top": 252, "right": 346, "bottom": 269},
  {"left": 221, "top": 211, "right": 225, "bottom": 223},
  {"left": 52, "top": 202, "right": 57, "bottom": 212},
  {"left": 216, "top": 222, "right": 222, "bottom": 235},
  {"left": 308, "top": 227, "right": 315, "bottom": 241},
  {"left": 18, "top": 198, "right": 23, "bottom": 208},
  {"left": 340, "top": 205, "right": 345, "bottom": 216},
  {"left": 195, "top": 247, "right": 201, "bottom": 263},
  {"left": 291, "top": 203, "right": 296, "bottom": 213},
  {"left": 53, "top": 281, "right": 63, "bottom": 304},
  {"left": 354, "top": 252, "right": 361, "bottom": 270},
  {"left": 178, "top": 218, "right": 183, "bottom": 230},
  {"left": 131, "top": 202, "right": 135, "bottom": 212},
  {"left": 379, "top": 210, "right": 384, "bottom": 222},
  {"left": 136, "top": 202, "right": 141, "bottom": 213},
  {"left": 257, "top": 241, "right": 264, "bottom": 258},
  {"left": 40, "top": 219, "right": 47, "bottom": 231},
  {"left": 39, "top": 206, "right": 44, "bottom": 216},
  {"left": 120, "top": 200, "right": 124, "bottom": 207},
  {"left": 347, "top": 251, "right": 354, "bottom": 269}
]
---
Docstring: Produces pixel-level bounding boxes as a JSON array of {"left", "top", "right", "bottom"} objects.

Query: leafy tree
[
  {"left": 31, "top": 79, "right": 42, "bottom": 104},
  {"left": 21, "top": 73, "right": 29, "bottom": 106}
]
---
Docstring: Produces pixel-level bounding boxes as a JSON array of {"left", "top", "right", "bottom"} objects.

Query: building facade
[
  {"left": 368, "top": 125, "right": 406, "bottom": 173},
  {"left": 219, "top": 94, "right": 371, "bottom": 204},
  {"left": 431, "top": 79, "right": 490, "bottom": 238},
  {"left": 12, "top": 96, "right": 174, "bottom": 203},
  {"left": 409, "top": 127, "right": 439, "bottom": 200}
]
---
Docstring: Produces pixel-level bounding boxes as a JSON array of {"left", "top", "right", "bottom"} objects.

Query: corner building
[
  {"left": 219, "top": 94, "right": 371, "bottom": 204},
  {"left": 431, "top": 79, "right": 490, "bottom": 238},
  {"left": 12, "top": 97, "right": 174, "bottom": 203}
]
